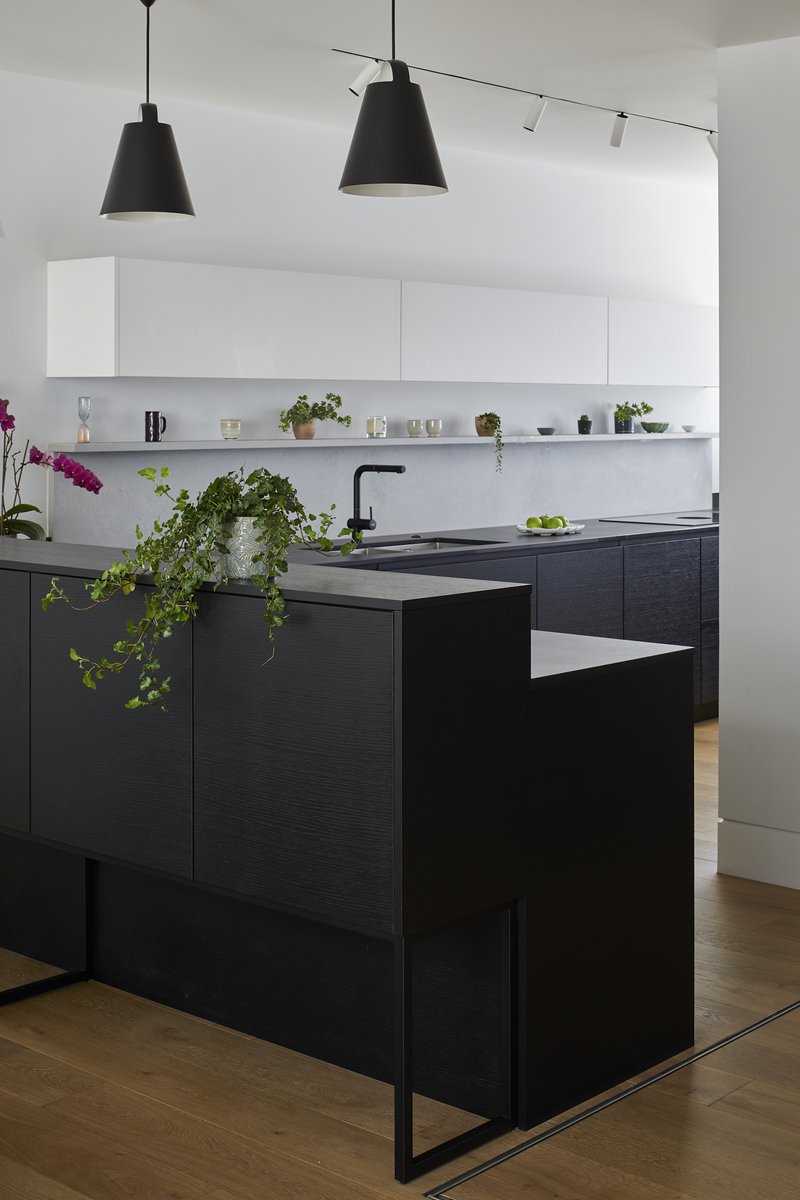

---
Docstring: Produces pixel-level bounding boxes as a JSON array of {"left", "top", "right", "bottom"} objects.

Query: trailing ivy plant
[
  {"left": 279, "top": 392, "right": 352, "bottom": 433},
  {"left": 477, "top": 411, "right": 504, "bottom": 471},
  {"left": 42, "top": 466, "right": 354, "bottom": 710}
]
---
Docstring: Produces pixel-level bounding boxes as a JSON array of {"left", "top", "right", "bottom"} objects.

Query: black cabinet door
[
  {"left": 0, "top": 570, "right": 30, "bottom": 832},
  {"left": 29, "top": 573, "right": 192, "bottom": 876},
  {"left": 194, "top": 593, "right": 395, "bottom": 935},
  {"left": 381, "top": 555, "right": 537, "bottom": 626},
  {"left": 624, "top": 539, "right": 702, "bottom": 701},
  {"left": 700, "top": 536, "right": 719, "bottom": 707},
  {"left": 701, "top": 620, "right": 719, "bottom": 706},
  {"left": 537, "top": 547, "right": 623, "bottom": 638},
  {"left": 701, "top": 535, "right": 719, "bottom": 623}
]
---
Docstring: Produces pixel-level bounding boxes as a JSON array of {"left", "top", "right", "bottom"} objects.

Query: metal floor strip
[{"left": 425, "top": 998, "right": 800, "bottom": 1199}]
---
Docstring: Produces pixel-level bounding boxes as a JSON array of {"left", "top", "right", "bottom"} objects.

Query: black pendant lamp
[
  {"left": 101, "top": 0, "right": 195, "bottom": 221},
  {"left": 339, "top": 1, "right": 447, "bottom": 196}
]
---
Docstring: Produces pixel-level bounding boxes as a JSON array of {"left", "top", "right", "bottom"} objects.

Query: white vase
[{"left": 222, "top": 517, "right": 266, "bottom": 579}]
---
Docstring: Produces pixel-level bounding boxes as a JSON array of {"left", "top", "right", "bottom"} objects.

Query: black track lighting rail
[{"left": 332, "top": 47, "right": 718, "bottom": 137}]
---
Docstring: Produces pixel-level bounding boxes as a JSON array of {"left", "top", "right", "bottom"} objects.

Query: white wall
[
  {"left": 0, "top": 68, "right": 718, "bottom": 538},
  {"left": 717, "top": 37, "right": 800, "bottom": 889}
]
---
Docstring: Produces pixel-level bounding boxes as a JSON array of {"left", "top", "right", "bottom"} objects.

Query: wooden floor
[{"left": 1, "top": 720, "right": 799, "bottom": 1199}]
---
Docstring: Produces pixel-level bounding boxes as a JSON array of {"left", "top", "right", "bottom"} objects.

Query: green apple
[
  {"left": 543, "top": 516, "right": 563, "bottom": 529},
  {"left": 554, "top": 515, "right": 568, "bottom": 527},
  {"left": 526, "top": 516, "right": 543, "bottom": 528}
]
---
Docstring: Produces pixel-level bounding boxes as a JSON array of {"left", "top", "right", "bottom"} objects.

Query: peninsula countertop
[{"left": 0, "top": 536, "right": 529, "bottom": 612}]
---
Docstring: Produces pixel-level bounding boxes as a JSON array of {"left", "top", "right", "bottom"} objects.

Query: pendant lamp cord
[
  {"left": 391, "top": 0, "right": 395, "bottom": 58},
  {"left": 145, "top": 3, "right": 150, "bottom": 103}
]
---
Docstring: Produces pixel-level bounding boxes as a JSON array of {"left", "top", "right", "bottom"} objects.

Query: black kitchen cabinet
[
  {"left": 523, "top": 648, "right": 694, "bottom": 1125},
  {"left": 537, "top": 546, "right": 623, "bottom": 638},
  {"left": 28, "top": 573, "right": 193, "bottom": 876},
  {"left": 623, "top": 538, "right": 702, "bottom": 702},
  {"left": 193, "top": 593, "right": 396, "bottom": 934},
  {"left": 379, "top": 554, "right": 538, "bottom": 625},
  {"left": 0, "top": 570, "right": 30, "bottom": 832}
]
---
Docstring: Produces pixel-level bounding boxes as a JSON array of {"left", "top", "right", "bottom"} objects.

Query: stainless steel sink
[{"left": 326, "top": 537, "right": 502, "bottom": 557}]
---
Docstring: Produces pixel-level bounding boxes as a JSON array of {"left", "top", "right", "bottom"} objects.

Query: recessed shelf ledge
[{"left": 51, "top": 432, "right": 719, "bottom": 454}]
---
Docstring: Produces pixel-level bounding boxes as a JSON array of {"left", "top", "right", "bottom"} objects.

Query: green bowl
[
  {"left": 537, "top": 427, "right": 555, "bottom": 436},
  {"left": 641, "top": 421, "right": 669, "bottom": 433}
]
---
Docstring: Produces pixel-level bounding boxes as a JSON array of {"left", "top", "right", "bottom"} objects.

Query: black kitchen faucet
[{"left": 347, "top": 464, "right": 406, "bottom": 539}]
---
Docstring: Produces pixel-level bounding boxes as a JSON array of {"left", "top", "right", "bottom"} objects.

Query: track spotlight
[
  {"left": 610, "top": 112, "right": 628, "bottom": 148},
  {"left": 523, "top": 95, "right": 547, "bottom": 133},
  {"left": 707, "top": 131, "right": 718, "bottom": 159},
  {"left": 349, "top": 59, "right": 383, "bottom": 96}
]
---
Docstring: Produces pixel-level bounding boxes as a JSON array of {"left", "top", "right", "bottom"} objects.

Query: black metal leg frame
[
  {"left": 0, "top": 860, "right": 92, "bottom": 1009},
  {"left": 393, "top": 903, "right": 519, "bottom": 1184}
]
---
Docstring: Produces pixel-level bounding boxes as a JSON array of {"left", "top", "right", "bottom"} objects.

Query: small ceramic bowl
[
  {"left": 537, "top": 427, "right": 555, "bottom": 436},
  {"left": 641, "top": 421, "right": 670, "bottom": 433},
  {"left": 681, "top": 424, "right": 697, "bottom": 433}
]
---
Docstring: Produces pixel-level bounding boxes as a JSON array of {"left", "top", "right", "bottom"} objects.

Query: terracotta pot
[
  {"left": 292, "top": 420, "right": 316, "bottom": 440},
  {"left": 475, "top": 416, "right": 495, "bottom": 437}
]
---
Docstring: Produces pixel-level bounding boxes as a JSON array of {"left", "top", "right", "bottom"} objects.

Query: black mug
[{"left": 145, "top": 411, "right": 167, "bottom": 443}]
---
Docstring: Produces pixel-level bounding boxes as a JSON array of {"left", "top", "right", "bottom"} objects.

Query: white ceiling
[{"left": 3, "top": 0, "right": 800, "bottom": 184}]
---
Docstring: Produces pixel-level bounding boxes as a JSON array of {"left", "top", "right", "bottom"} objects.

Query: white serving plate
[{"left": 515, "top": 522, "right": 585, "bottom": 537}]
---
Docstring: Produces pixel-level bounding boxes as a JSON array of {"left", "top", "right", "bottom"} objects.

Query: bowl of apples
[{"left": 516, "top": 514, "right": 585, "bottom": 536}]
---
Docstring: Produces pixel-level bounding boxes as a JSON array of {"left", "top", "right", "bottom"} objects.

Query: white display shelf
[{"left": 52, "top": 432, "right": 718, "bottom": 454}]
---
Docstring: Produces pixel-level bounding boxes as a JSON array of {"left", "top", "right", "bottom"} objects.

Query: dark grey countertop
[
  {"left": 287, "top": 513, "right": 719, "bottom": 570},
  {"left": 0, "top": 537, "right": 528, "bottom": 612}
]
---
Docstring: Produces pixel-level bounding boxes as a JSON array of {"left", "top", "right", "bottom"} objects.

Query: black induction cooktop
[{"left": 598, "top": 509, "right": 718, "bottom": 526}]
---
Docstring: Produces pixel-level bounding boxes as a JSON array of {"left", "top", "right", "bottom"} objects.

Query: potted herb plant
[
  {"left": 475, "top": 412, "right": 504, "bottom": 471},
  {"left": 577, "top": 414, "right": 592, "bottom": 435},
  {"left": 1, "top": 398, "right": 102, "bottom": 538},
  {"left": 42, "top": 466, "right": 354, "bottom": 710},
  {"left": 613, "top": 401, "right": 654, "bottom": 434},
  {"left": 279, "top": 392, "right": 352, "bottom": 440}
]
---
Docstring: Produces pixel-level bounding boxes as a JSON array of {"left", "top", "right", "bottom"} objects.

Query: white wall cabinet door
[
  {"left": 118, "top": 261, "right": 401, "bottom": 380},
  {"left": 400, "top": 281, "right": 608, "bottom": 384},
  {"left": 608, "top": 298, "right": 719, "bottom": 386},
  {"left": 47, "top": 258, "right": 401, "bottom": 380},
  {"left": 47, "top": 258, "right": 118, "bottom": 377}
]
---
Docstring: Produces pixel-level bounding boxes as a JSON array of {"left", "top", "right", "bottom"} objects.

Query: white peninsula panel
[
  {"left": 608, "top": 298, "right": 719, "bottom": 386},
  {"left": 401, "top": 281, "right": 608, "bottom": 384}
]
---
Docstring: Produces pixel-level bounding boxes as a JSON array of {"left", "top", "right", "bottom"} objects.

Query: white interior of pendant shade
[
  {"left": 339, "top": 183, "right": 448, "bottom": 196},
  {"left": 100, "top": 211, "right": 196, "bottom": 221}
]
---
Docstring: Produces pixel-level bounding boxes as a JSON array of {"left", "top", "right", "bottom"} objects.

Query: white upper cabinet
[
  {"left": 608, "top": 298, "right": 719, "bottom": 386},
  {"left": 400, "top": 281, "right": 608, "bottom": 384},
  {"left": 47, "top": 258, "right": 401, "bottom": 380}
]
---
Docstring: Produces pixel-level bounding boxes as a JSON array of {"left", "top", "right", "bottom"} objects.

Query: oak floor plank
[
  {"left": 0, "top": 1001, "right": 495, "bottom": 1196},
  {"left": 0, "top": 1157, "right": 94, "bottom": 1200},
  {"left": 0, "top": 949, "right": 63, "bottom": 992},
  {"left": 0, "top": 1088, "right": 217, "bottom": 1200}
]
